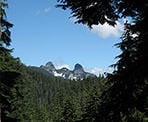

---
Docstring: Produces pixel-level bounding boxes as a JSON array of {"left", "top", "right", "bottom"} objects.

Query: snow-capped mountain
[{"left": 40, "top": 61, "right": 96, "bottom": 80}]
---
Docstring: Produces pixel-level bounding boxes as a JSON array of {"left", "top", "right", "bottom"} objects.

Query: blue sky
[{"left": 7, "top": 0, "right": 123, "bottom": 75}]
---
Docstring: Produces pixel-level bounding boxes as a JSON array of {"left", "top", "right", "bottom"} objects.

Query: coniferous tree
[
  {"left": 0, "top": 0, "right": 13, "bottom": 53},
  {"left": 57, "top": 0, "right": 148, "bottom": 121},
  {"left": 0, "top": 0, "right": 21, "bottom": 121},
  {"left": 81, "top": 86, "right": 101, "bottom": 122}
]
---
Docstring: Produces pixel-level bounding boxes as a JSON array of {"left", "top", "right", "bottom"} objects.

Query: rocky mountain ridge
[{"left": 40, "top": 61, "right": 96, "bottom": 80}]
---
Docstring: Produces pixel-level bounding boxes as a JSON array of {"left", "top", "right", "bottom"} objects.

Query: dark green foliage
[
  {"left": 0, "top": 52, "right": 23, "bottom": 121},
  {"left": 57, "top": 97, "right": 79, "bottom": 122},
  {"left": 57, "top": 0, "right": 148, "bottom": 121},
  {"left": 1, "top": 0, "right": 147, "bottom": 121},
  {"left": 99, "top": 7, "right": 148, "bottom": 122},
  {"left": 57, "top": 0, "right": 147, "bottom": 27},
  {"left": 80, "top": 85, "right": 102, "bottom": 122},
  {"left": 10, "top": 66, "right": 106, "bottom": 122},
  {"left": 0, "top": 0, "right": 13, "bottom": 52},
  {"left": 0, "top": 1, "right": 22, "bottom": 121},
  {"left": 57, "top": 0, "right": 118, "bottom": 27}
]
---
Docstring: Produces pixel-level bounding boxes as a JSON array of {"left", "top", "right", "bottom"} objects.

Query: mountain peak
[
  {"left": 74, "top": 63, "right": 84, "bottom": 71},
  {"left": 40, "top": 61, "right": 96, "bottom": 80},
  {"left": 45, "top": 61, "right": 55, "bottom": 70},
  {"left": 40, "top": 61, "right": 56, "bottom": 73}
]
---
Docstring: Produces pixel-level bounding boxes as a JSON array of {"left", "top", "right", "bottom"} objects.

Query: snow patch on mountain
[{"left": 40, "top": 61, "right": 96, "bottom": 80}]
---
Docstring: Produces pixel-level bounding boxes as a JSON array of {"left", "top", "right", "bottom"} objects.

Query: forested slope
[{"left": 10, "top": 66, "right": 106, "bottom": 122}]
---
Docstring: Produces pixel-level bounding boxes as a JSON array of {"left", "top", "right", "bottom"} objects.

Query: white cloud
[
  {"left": 44, "top": 8, "right": 51, "bottom": 13},
  {"left": 36, "top": 7, "right": 51, "bottom": 15},
  {"left": 85, "top": 67, "right": 105, "bottom": 76},
  {"left": 85, "top": 66, "right": 115, "bottom": 76},
  {"left": 55, "top": 63, "right": 70, "bottom": 70},
  {"left": 91, "top": 21, "right": 123, "bottom": 38}
]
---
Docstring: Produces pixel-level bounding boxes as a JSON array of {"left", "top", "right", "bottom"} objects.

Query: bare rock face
[
  {"left": 40, "top": 61, "right": 96, "bottom": 80},
  {"left": 40, "top": 61, "right": 56, "bottom": 74}
]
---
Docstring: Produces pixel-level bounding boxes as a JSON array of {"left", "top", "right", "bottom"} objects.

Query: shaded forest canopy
[{"left": 0, "top": 0, "right": 148, "bottom": 121}]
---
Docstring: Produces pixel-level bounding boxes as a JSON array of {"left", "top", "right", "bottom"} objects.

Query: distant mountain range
[{"left": 31, "top": 61, "right": 96, "bottom": 80}]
